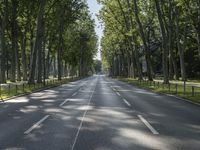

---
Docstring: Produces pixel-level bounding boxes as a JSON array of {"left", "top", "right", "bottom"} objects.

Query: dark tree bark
[
  {"left": 154, "top": 0, "right": 169, "bottom": 84},
  {"left": 21, "top": 9, "right": 31, "bottom": 81},
  {"left": 57, "top": 7, "right": 65, "bottom": 80},
  {"left": 0, "top": 0, "right": 8, "bottom": 83},
  {"left": 45, "top": 38, "right": 52, "bottom": 79},
  {"left": 28, "top": 0, "right": 46, "bottom": 84},
  {"left": 175, "top": 9, "right": 186, "bottom": 81},
  {"left": 21, "top": 32, "right": 28, "bottom": 81},
  {"left": 133, "top": 0, "right": 153, "bottom": 81},
  {"left": 168, "top": 0, "right": 179, "bottom": 80},
  {"left": 10, "top": 0, "right": 20, "bottom": 82}
]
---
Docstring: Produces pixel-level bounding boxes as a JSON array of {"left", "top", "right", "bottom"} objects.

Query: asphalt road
[{"left": 0, "top": 75, "right": 199, "bottom": 150}]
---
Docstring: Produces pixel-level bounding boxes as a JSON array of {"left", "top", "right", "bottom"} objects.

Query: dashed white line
[
  {"left": 59, "top": 99, "right": 69, "bottom": 107},
  {"left": 123, "top": 99, "right": 131, "bottom": 107},
  {"left": 112, "top": 88, "right": 116, "bottom": 91},
  {"left": 72, "top": 92, "right": 77, "bottom": 96},
  {"left": 24, "top": 115, "right": 50, "bottom": 134},
  {"left": 138, "top": 115, "right": 159, "bottom": 135},
  {"left": 116, "top": 92, "right": 121, "bottom": 96}
]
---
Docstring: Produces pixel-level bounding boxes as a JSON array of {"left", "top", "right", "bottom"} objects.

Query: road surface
[{"left": 0, "top": 75, "right": 200, "bottom": 150}]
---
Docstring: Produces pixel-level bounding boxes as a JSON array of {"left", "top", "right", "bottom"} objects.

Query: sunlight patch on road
[
  {"left": 77, "top": 116, "right": 96, "bottom": 123},
  {"left": 76, "top": 105, "right": 94, "bottom": 111},
  {"left": 20, "top": 105, "right": 39, "bottom": 113},
  {"left": 101, "top": 82, "right": 114, "bottom": 84},
  {"left": 134, "top": 90, "right": 156, "bottom": 95},
  {"left": 6, "top": 98, "right": 29, "bottom": 103},
  {"left": 115, "top": 128, "right": 169, "bottom": 150},
  {"left": 67, "top": 98, "right": 88, "bottom": 102},
  {"left": 41, "top": 99, "right": 56, "bottom": 103}
]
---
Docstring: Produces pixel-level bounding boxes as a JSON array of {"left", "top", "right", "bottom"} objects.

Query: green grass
[
  {"left": 0, "top": 77, "right": 80, "bottom": 101},
  {"left": 118, "top": 78, "right": 200, "bottom": 104}
]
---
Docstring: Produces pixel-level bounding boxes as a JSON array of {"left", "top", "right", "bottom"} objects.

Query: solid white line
[
  {"left": 24, "top": 115, "right": 50, "bottom": 134},
  {"left": 71, "top": 79, "right": 98, "bottom": 150},
  {"left": 138, "top": 115, "right": 159, "bottom": 135},
  {"left": 59, "top": 99, "right": 69, "bottom": 107},
  {"left": 123, "top": 99, "right": 131, "bottom": 107},
  {"left": 72, "top": 92, "right": 77, "bottom": 96}
]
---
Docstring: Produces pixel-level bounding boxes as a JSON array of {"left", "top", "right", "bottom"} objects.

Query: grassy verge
[
  {"left": 0, "top": 77, "right": 80, "bottom": 101},
  {"left": 118, "top": 78, "right": 200, "bottom": 104}
]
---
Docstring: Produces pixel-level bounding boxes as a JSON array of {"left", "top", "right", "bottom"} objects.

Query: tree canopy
[
  {"left": 0, "top": 0, "right": 98, "bottom": 83},
  {"left": 99, "top": 0, "right": 200, "bottom": 82}
]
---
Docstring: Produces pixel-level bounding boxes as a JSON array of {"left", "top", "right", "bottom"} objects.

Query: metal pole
[
  {"left": 8, "top": 84, "right": 10, "bottom": 96},
  {"left": 23, "top": 84, "right": 25, "bottom": 93},
  {"left": 184, "top": 80, "right": 186, "bottom": 95},
  {"left": 192, "top": 86, "right": 195, "bottom": 97},
  {"left": 175, "top": 84, "right": 178, "bottom": 95},
  {"left": 0, "top": 84, "right": 2, "bottom": 100},
  {"left": 16, "top": 85, "right": 18, "bottom": 94}
]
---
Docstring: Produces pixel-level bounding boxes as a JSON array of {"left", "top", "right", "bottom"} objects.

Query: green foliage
[
  {"left": 0, "top": 0, "right": 98, "bottom": 83},
  {"left": 99, "top": 0, "right": 200, "bottom": 79}
]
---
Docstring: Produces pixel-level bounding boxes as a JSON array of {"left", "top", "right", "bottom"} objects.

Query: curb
[
  {"left": 165, "top": 94, "right": 200, "bottom": 107},
  {"left": 116, "top": 79, "right": 200, "bottom": 107}
]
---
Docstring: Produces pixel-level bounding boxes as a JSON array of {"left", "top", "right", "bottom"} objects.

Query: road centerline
[
  {"left": 24, "top": 115, "right": 50, "bottom": 135},
  {"left": 72, "top": 92, "right": 78, "bottom": 97},
  {"left": 59, "top": 99, "right": 69, "bottom": 107},
  {"left": 138, "top": 115, "right": 159, "bottom": 135},
  {"left": 71, "top": 78, "right": 98, "bottom": 150}
]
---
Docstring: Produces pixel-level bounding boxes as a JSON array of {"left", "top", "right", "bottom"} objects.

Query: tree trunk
[
  {"left": 28, "top": 0, "right": 46, "bottom": 84},
  {"left": 21, "top": 10, "right": 31, "bottom": 81},
  {"left": 134, "top": 46, "right": 143, "bottom": 79},
  {"left": 117, "top": 0, "right": 143, "bottom": 79},
  {"left": 46, "top": 41, "right": 51, "bottom": 79},
  {"left": 21, "top": 32, "right": 28, "bottom": 81},
  {"left": 0, "top": 0, "right": 8, "bottom": 83},
  {"left": 57, "top": 8, "right": 65, "bottom": 80},
  {"left": 175, "top": 10, "right": 186, "bottom": 81},
  {"left": 10, "top": 0, "right": 19, "bottom": 82},
  {"left": 154, "top": 0, "right": 169, "bottom": 84},
  {"left": 42, "top": 34, "right": 46, "bottom": 85},
  {"left": 133, "top": 0, "right": 153, "bottom": 81},
  {"left": 198, "top": 0, "right": 200, "bottom": 58}
]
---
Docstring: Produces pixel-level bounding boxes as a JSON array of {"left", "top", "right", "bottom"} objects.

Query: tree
[{"left": 99, "top": 0, "right": 200, "bottom": 81}]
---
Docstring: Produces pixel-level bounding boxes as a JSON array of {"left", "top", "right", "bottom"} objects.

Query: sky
[{"left": 87, "top": 0, "right": 103, "bottom": 60}]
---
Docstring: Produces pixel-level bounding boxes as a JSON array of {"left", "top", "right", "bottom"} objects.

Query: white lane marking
[
  {"left": 71, "top": 79, "right": 98, "bottom": 150},
  {"left": 59, "top": 99, "right": 69, "bottom": 107},
  {"left": 138, "top": 115, "right": 159, "bottom": 135},
  {"left": 72, "top": 92, "right": 77, "bottom": 97},
  {"left": 112, "top": 88, "right": 116, "bottom": 91},
  {"left": 123, "top": 99, "right": 131, "bottom": 107},
  {"left": 116, "top": 92, "right": 121, "bottom": 96},
  {"left": 24, "top": 115, "right": 50, "bottom": 134}
]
